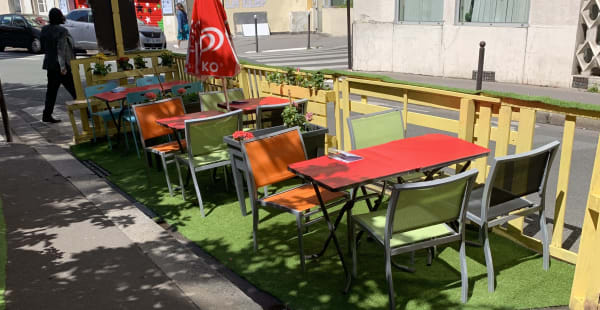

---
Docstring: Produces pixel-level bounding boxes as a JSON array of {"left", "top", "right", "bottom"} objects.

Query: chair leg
[
  {"left": 129, "top": 121, "right": 141, "bottom": 159},
  {"left": 296, "top": 214, "right": 306, "bottom": 272},
  {"left": 539, "top": 210, "right": 550, "bottom": 270},
  {"left": 160, "top": 154, "right": 174, "bottom": 197},
  {"left": 122, "top": 120, "right": 130, "bottom": 151},
  {"left": 385, "top": 248, "right": 395, "bottom": 310},
  {"left": 175, "top": 159, "right": 185, "bottom": 201},
  {"left": 459, "top": 238, "right": 469, "bottom": 303},
  {"left": 223, "top": 166, "right": 229, "bottom": 191},
  {"left": 189, "top": 166, "right": 206, "bottom": 217},
  {"left": 252, "top": 203, "right": 259, "bottom": 252},
  {"left": 350, "top": 219, "right": 357, "bottom": 278},
  {"left": 90, "top": 117, "right": 97, "bottom": 142},
  {"left": 104, "top": 120, "right": 112, "bottom": 150},
  {"left": 482, "top": 224, "right": 495, "bottom": 292}
]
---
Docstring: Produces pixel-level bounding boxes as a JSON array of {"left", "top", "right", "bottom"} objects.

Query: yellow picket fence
[{"left": 66, "top": 54, "right": 599, "bottom": 308}]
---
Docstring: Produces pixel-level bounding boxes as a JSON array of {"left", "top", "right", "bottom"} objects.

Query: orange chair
[
  {"left": 132, "top": 97, "right": 186, "bottom": 196},
  {"left": 241, "top": 127, "right": 349, "bottom": 271}
]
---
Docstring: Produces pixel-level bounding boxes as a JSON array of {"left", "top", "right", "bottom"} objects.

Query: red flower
[
  {"left": 144, "top": 92, "right": 157, "bottom": 100},
  {"left": 177, "top": 88, "right": 187, "bottom": 95},
  {"left": 118, "top": 57, "right": 129, "bottom": 62},
  {"left": 305, "top": 112, "right": 314, "bottom": 122},
  {"left": 233, "top": 131, "right": 254, "bottom": 141}
]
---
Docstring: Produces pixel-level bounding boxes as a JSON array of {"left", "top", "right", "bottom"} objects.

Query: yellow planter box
[{"left": 261, "top": 81, "right": 335, "bottom": 103}]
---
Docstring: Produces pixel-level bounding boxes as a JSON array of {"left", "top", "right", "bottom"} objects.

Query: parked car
[
  {"left": 64, "top": 8, "right": 166, "bottom": 52},
  {"left": 0, "top": 14, "right": 48, "bottom": 53}
]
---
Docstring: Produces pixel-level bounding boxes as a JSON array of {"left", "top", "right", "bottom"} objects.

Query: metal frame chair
[
  {"left": 241, "top": 127, "right": 349, "bottom": 271},
  {"left": 124, "top": 89, "right": 162, "bottom": 158},
  {"left": 350, "top": 169, "right": 479, "bottom": 308},
  {"left": 466, "top": 141, "right": 560, "bottom": 292},
  {"left": 132, "top": 97, "right": 186, "bottom": 196},
  {"left": 135, "top": 75, "right": 165, "bottom": 87},
  {"left": 84, "top": 81, "right": 120, "bottom": 149},
  {"left": 171, "top": 82, "right": 204, "bottom": 113},
  {"left": 174, "top": 109, "right": 244, "bottom": 216},
  {"left": 256, "top": 98, "right": 308, "bottom": 129},
  {"left": 199, "top": 88, "right": 245, "bottom": 112}
]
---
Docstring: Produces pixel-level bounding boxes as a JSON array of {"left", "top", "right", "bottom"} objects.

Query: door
[
  {"left": 11, "top": 16, "right": 31, "bottom": 48},
  {"left": 0, "top": 15, "right": 14, "bottom": 47},
  {"left": 64, "top": 10, "right": 89, "bottom": 50}
]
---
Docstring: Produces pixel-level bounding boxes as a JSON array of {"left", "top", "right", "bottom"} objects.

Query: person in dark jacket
[{"left": 40, "top": 8, "right": 76, "bottom": 123}]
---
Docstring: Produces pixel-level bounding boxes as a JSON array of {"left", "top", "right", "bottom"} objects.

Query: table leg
[
  {"left": 310, "top": 182, "right": 352, "bottom": 293},
  {"left": 104, "top": 99, "right": 124, "bottom": 147},
  {"left": 171, "top": 128, "right": 185, "bottom": 154}
]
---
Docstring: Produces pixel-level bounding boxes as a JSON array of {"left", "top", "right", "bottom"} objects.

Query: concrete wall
[
  {"left": 321, "top": 7, "right": 353, "bottom": 36},
  {"left": 222, "top": 0, "right": 308, "bottom": 33},
  {"left": 353, "top": 0, "right": 580, "bottom": 87}
]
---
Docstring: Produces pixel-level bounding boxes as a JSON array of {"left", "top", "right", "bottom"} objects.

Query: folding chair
[
  {"left": 84, "top": 81, "right": 121, "bottom": 149},
  {"left": 241, "top": 127, "right": 349, "bottom": 271},
  {"left": 132, "top": 97, "right": 186, "bottom": 196},
  {"left": 124, "top": 89, "right": 162, "bottom": 158},
  {"left": 135, "top": 75, "right": 165, "bottom": 87},
  {"left": 174, "top": 110, "right": 244, "bottom": 216},
  {"left": 350, "top": 169, "right": 478, "bottom": 308},
  {"left": 199, "top": 88, "right": 245, "bottom": 112},
  {"left": 466, "top": 141, "right": 560, "bottom": 292},
  {"left": 171, "top": 82, "right": 204, "bottom": 113}
]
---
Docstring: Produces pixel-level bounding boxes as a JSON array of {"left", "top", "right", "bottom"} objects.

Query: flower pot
[{"left": 224, "top": 124, "right": 329, "bottom": 216}]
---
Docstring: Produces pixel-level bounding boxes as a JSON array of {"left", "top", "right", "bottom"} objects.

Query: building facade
[{"left": 353, "top": 0, "right": 593, "bottom": 88}]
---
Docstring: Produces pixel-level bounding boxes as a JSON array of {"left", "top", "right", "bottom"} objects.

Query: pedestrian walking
[
  {"left": 174, "top": 3, "right": 189, "bottom": 49},
  {"left": 40, "top": 8, "right": 76, "bottom": 123}
]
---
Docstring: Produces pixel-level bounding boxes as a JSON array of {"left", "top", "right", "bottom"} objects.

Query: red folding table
[{"left": 288, "top": 133, "right": 490, "bottom": 291}]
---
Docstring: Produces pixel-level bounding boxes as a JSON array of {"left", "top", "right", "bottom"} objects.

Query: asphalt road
[{"left": 1, "top": 47, "right": 596, "bottom": 252}]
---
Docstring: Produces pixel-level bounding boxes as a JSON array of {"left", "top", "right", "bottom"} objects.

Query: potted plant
[
  {"left": 134, "top": 55, "right": 147, "bottom": 69},
  {"left": 179, "top": 89, "right": 201, "bottom": 113},
  {"left": 159, "top": 51, "right": 175, "bottom": 67},
  {"left": 265, "top": 68, "right": 331, "bottom": 99},
  {"left": 117, "top": 57, "right": 133, "bottom": 71},
  {"left": 87, "top": 53, "right": 112, "bottom": 76}
]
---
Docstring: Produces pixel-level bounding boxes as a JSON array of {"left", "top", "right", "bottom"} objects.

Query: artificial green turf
[
  {"left": 0, "top": 198, "right": 6, "bottom": 310},
  {"left": 71, "top": 142, "right": 575, "bottom": 309}
]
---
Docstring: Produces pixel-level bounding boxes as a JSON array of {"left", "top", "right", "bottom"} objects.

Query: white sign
[{"left": 162, "top": 0, "right": 174, "bottom": 15}]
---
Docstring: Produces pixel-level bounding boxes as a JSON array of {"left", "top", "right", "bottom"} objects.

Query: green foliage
[
  {"left": 117, "top": 57, "right": 133, "bottom": 71},
  {"left": 87, "top": 63, "right": 111, "bottom": 76},
  {"left": 266, "top": 70, "right": 329, "bottom": 91},
  {"left": 159, "top": 51, "right": 174, "bottom": 67},
  {"left": 281, "top": 103, "right": 306, "bottom": 128},
  {"left": 588, "top": 85, "right": 599, "bottom": 93},
  {"left": 134, "top": 56, "right": 147, "bottom": 69},
  {"left": 182, "top": 92, "right": 200, "bottom": 105}
]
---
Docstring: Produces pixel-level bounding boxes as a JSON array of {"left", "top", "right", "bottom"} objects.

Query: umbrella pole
[{"left": 222, "top": 78, "right": 230, "bottom": 111}]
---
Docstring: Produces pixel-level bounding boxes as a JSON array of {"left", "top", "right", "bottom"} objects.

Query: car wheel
[{"left": 29, "top": 38, "right": 42, "bottom": 54}]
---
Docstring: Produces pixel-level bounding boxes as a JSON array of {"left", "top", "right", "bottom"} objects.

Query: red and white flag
[{"left": 186, "top": 0, "right": 240, "bottom": 78}]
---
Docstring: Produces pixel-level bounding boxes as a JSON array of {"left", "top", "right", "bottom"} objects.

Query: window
[
  {"left": 66, "top": 10, "right": 88, "bottom": 22},
  {"left": 13, "top": 16, "right": 26, "bottom": 27},
  {"left": 458, "top": 0, "right": 530, "bottom": 24},
  {"left": 37, "top": 0, "right": 48, "bottom": 14},
  {"left": 1, "top": 16, "right": 13, "bottom": 25},
  {"left": 398, "top": 0, "right": 444, "bottom": 23}
]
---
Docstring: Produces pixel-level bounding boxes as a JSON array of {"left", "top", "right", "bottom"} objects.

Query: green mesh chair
[
  {"left": 349, "top": 169, "right": 478, "bottom": 308},
  {"left": 466, "top": 141, "right": 560, "bottom": 292},
  {"left": 171, "top": 82, "right": 204, "bottom": 113},
  {"left": 199, "top": 88, "right": 245, "bottom": 112},
  {"left": 175, "top": 109, "right": 243, "bottom": 217}
]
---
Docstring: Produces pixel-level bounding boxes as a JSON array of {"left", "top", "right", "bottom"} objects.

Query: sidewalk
[{"left": 0, "top": 100, "right": 269, "bottom": 309}]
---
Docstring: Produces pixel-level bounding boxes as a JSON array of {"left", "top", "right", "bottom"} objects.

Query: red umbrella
[{"left": 186, "top": 0, "right": 239, "bottom": 110}]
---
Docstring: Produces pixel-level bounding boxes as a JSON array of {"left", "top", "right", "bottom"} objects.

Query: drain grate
[{"left": 80, "top": 159, "right": 111, "bottom": 178}]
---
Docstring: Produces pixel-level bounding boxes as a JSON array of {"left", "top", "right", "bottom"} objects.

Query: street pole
[
  {"left": 347, "top": 0, "right": 352, "bottom": 69},
  {"left": 0, "top": 78, "right": 12, "bottom": 142},
  {"left": 307, "top": 11, "right": 311, "bottom": 50},
  {"left": 476, "top": 41, "right": 486, "bottom": 91},
  {"left": 254, "top": 15, "right": 259, "bottom": 53}
]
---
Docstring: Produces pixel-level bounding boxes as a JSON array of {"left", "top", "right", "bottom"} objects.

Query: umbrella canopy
[{"left": 186, "top": 0, "right": 239, "bottom": 78}]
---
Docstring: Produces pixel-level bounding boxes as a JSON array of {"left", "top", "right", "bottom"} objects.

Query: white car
[{"left": 64, "top": 8, "right": 166, "bottom": 52}]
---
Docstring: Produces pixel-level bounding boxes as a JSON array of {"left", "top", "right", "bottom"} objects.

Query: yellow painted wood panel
[
  {"left": 474, "top": 124, "right": 518, "bottom": 145},
  {"left": 474, "top": 104, "right": 492, "bottom": 183},
  {"left": 310, "top": 115, "right": 327, "bottom": 127},
  {"left": 111, "top": 0, "right": 125, "bottom": 57},
  {"left": 341, "top": 79, "right": 351, "bottom": 151},
  {"left": 334, "top": 78, "right": 342, "bottom": 149},
  {"left": 552, "top": 115, "right": 576, "bottom": 248},
  {"left": 495, "top": 105, "right": 513, "bottom": 157},
  {"left": 403, "top": 92, "right": 408, "bottom": 131},
  {"left": 458, "top": 99, "right": 475, "bottom": 143},
  {"left": 349, "top": 101, "right": 390, "bottom": 115},
  {"left": 406, "top": 111, "right": 459, "bottom": 133},
  {"left": 570, "top": 132, "right": 600, "bottom": 309},
  {"left": 306, "top": 101, "right": 327, "bottom": 116}
]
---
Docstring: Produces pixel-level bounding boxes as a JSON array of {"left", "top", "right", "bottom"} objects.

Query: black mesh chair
[{"left": 466, "top": 141, "right": 560, "bottom": 292}]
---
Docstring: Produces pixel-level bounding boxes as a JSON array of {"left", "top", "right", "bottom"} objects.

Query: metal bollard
[
  {"left": 476, "top": 41, "right": 486, "bottom": 91},
  {"left": 254, "top": 15, "right": 259, "bottom": 53},
  {"left": 307, "top": 11, "right": 311, "bottom": 50}
]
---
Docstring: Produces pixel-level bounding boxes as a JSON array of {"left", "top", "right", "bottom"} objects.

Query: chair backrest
[
  {"left": 184, "top": 109, "right": 243, "bottom": 159},
  {"left": 386, "top": 169, "right": 478, "bottom": 239},
  {"left": 132, "top": 97, "right": 185, "bottom": 147},
  {"left": 242, "top": 127, "right": 308, "bottom": 189},
  {"left": 135, "top": 75, "right": 165, "bottom": 87},
  {"left": 347, "top": 108, "right": 405, "bottom": 150},
  {"left": 481, "top": 141, "right": 560, "bottom": 219},
  {"left": 172, "top": 82, "right": 204, "bottom": 113},
  {"left": 126, "top": 89, "right": 161, "bottom": 105},
  {"left": 255, "top": 99, "right": 308, "bottom": 129},
  {"left": 84, "top": 81, "right": 119, "bottom": 116},
  {"left": 200, "top": 88, "right": 245, "bottom": 111}
]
